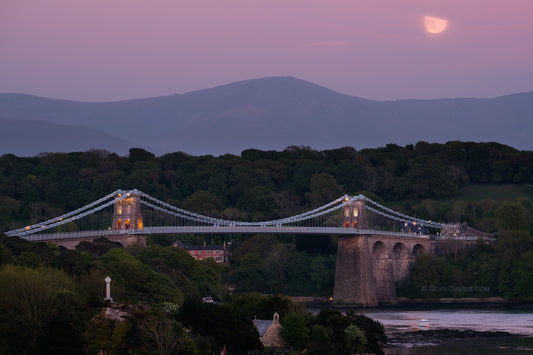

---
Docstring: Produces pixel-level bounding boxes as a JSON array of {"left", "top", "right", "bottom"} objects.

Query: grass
[
  {"left": 389, "top": 183, "right": 533, "bottom": 211},
  {"left": 456, "top": 184, "right": 533, "bottom": 202}
]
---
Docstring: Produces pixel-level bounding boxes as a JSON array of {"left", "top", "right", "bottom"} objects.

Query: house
[
  {"left": 172, "top": 241, "right": 229, "bottom": 263},
  {"left": 253, "top": 312, "right": 288, "bottom": 349}
]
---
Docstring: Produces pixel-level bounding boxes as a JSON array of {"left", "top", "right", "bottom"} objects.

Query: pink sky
[{"left": 1, "top": 0, "right": 532, "bottom": 101}]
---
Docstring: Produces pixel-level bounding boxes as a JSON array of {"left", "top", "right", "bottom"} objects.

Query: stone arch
[
  {"left": 372, "top": 241, "right": 395, "bottom": 304},
  {"left": 392, "top": 242, "right": 410, "bottom": 282},
  {"left": 413, "top": 243, "right": 426, "bottom": 257},
  {"left": 372, "top": 241, "right": 388, "bottom": 259}
]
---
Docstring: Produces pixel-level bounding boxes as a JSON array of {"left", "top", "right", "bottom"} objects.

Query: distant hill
[
  {"left": 0, "top": 120, "right": 137, "bottom": 156},
  {"left": 1, "top": 76, "right": 532, "bottom": 156}
]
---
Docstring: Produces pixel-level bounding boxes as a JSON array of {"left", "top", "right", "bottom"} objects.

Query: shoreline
[
  {"left": 293, "top": 296, "right": 533, "bottom": 310},
  {"left": 394, "top": 296, "right": 522, "bottom": 308},
  {"left": 383, "top": 329, "right": 526, "bottom": 354}
]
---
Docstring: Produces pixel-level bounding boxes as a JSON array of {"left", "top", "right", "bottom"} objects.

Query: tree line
[
  {"left": 1, "top": 141, "right": 532, "bottom": 233},
  {"left": 0, "top": 235, "right": 385, "bottom": 354}
]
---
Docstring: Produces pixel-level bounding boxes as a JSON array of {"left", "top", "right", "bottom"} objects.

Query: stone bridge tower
[
  {"left": 112, "top": 192, "right": 144, "bottom": 231},
  {"left": 341, "top": 199, "right": 367, "bottom": 229},
  {"left": 333, "top": 198, "right": 432, "bottom": 307}
]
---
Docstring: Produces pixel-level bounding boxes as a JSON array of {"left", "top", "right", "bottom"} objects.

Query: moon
[{"left": 424, "top": 15, "right": 448, "bottom": 34}]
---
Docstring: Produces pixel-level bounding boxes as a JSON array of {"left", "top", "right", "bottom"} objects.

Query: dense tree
[
  {"left": 178, "top": 297, "right": 262, "bottom": 354},
  {"left": 495, "top": 201, "right": 528, "bottom": 231},
  {"left": 0, "top": 265, "right": 83, "bottom": 354}
]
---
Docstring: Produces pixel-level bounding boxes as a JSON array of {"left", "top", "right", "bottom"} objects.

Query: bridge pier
[
  {"left": 333, "top": 234, "right": 432, "bottom": 307},
  {"left": 333, "top": 235, "right": 379, "bottom": 307}
]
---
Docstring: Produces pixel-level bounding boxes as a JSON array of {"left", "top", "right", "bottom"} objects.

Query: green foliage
[
  {"left": 139, "top": 311, "right": 198, "bottom": 355},
  {"left": 399, "top": 226, "right": 533, "bottom": 300},
  {"left": 76, "top": 236, "right": 124, "bottom": 256},
  {"left": 228, "top": 234, "right": 336, "bottom": 296},
  {"left": 495, "top": 201, "right": 529, "bottom": 231},
  {"left": 345, "top": 324, "right": 368, "bottom": 354},
  {"left": 280, "top": 312, "right": 310, "bottom": 348},
  {"left": 0, "top": 241, "right": 14, "bottom": 265},
  {"left": 0, "top": 236, "right": 239, "bottom": 353},
  {"left": 230, "top": 293, "right": 303, "bottom": 320},
  {"left": 84, "top": 317, "right": 132, "bottom": 355},
  {"left": 137, "top": 244, "right": 224, "bottom": 300},
  {"left": 0, "top": 265, "right": 84, "bottom": 354},
  {"left": 309, "top": 172, "right": 342, "bottom": 207},
  {"left": 101, "top": 248, "right": 182, "bottom": 304},
  {"left": 178, "top": 297, "right": 262, "bottom": 354},
  {"left": 280, "top": 309, "right": 386, "bottom": 355}
]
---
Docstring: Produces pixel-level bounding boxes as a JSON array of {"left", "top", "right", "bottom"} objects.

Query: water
[{"left": 360, "top": 308, "right": 533, "bottom": 354}]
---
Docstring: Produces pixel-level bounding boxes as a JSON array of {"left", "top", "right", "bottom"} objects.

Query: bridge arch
[
  {"left": 372, "top": 241, "right": 395, "bottom": 304},
  {"left": 413, "top": 243, "right": 426, "bottom": 257},
  {"left": 372, "top": 241, "right": 388, "bottom": 256},
  {"left": 392, "top": 242, "right": 410, "bottom": 282}
]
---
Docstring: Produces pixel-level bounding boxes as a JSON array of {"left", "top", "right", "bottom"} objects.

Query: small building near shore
[
  {"left": 253, "top": 312, "right": 288, "bottom": 349},
  {"left": 172, "top": 241, "right": 229, "bottom": 263}
]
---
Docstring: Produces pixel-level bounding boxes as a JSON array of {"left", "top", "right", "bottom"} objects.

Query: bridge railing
[{"left": 19, "top": 226, "right": 433, "bottom": 241}]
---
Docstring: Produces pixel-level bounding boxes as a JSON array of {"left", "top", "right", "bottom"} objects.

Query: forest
[{"left": 1, "top": 141, "right": 533, "bottom": 353}]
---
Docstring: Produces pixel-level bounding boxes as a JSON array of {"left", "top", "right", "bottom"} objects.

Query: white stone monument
[{"left": 104, "top": 276, "right": 113, "bottom": 303}]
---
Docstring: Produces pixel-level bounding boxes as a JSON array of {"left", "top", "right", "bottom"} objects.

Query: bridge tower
[
  {"left": 334, "top": 199, "right": 380, "bottom": 306},
  {"left": 108, "top": 191, "right": 146, "bottom": 248},
  {"left": 113, "top": 192, "right": 143, "bottom": 231},
  {"left": 341, "top": 199, "right": 367, "bottom": 229}
]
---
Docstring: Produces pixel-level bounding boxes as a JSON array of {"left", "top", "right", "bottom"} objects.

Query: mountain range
[{"left": 1, "top": 76, "right": 532, "bottom": 156}]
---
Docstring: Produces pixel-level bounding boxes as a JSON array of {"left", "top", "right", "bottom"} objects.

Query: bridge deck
[{"left": 19, "top": 226, "right": 433, "bottom": 242}]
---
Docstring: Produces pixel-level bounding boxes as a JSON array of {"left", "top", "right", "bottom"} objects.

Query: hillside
[
  {"left": 1, "top": 76, "right": 532, "bottom": 156},
  {"left": 0, "top": 120, "right": 136, "bottom": 156}
]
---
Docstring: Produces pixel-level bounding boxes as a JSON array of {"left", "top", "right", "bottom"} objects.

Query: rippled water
[
  {"left": 360, "top": 308, "right": 533, "bottom": 354},
  {"left": 363, "top": 308, "right": 533, "bottom": 335}
]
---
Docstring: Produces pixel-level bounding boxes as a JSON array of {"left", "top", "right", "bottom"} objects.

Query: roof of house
[
  {"left": 185, "top": 245, "right": 225, "bottom": 251},
  {"left": 254, "top": 319, "right": 274, "bottom": 337},
  {"left": 254, "top": 312, "right": 281, "bottom": 337},
  {"left": 173, "top": 241, "right": 226, "bottom": 251}
]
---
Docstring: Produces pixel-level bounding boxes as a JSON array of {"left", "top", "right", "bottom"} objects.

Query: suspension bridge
[
  {"left": 5, "top": 189, "right": 489, "bottom": 306},
  {"left": 6, "top": 189, "right": 464, "bottom": 241}
]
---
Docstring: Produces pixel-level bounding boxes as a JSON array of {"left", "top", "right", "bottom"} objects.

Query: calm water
[{"left": 361, "top": 308, "right": 533, "bottom": 354}]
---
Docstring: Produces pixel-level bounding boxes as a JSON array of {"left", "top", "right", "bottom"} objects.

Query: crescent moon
[{"left": 424, "top": 15, "right": 448, "bottom": 34}]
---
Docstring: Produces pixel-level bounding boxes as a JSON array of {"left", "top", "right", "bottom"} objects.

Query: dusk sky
[{"left": 1, "top": 0, "right": 532, "bottom": 102}]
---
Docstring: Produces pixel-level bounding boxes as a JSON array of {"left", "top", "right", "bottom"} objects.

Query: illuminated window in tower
[
  {"left": 117, "top": 205, "right": 123, "bottom": 214},
  {"left": 116, "top": 219, "right": 122, "bottom": 229},
  {"left": 353, "top": 208, "right": 358, "bottom": 217},
  {"left": 344, "top": 208, "right": 350, "bottom": 217},
  {"left": 125, "top": 219, "right": 131, "bottom": 229}
]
